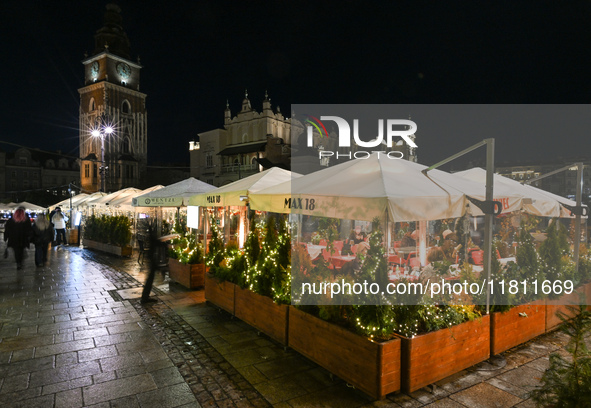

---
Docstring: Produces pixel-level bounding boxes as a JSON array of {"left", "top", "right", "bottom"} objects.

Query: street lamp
[{"left": 91, "top": 119, "right": 114, "bottom": 192}]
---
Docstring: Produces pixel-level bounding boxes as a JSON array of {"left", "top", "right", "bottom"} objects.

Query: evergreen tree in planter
[
  {"left": 531, "top": 304, "right": 591, "bottom": 407},
  {"left": 511, "top": 221, "right": 544, "bottom": 304},
  {"left": 206, "top": 216, "right": 225, "bottom": 274},
  {"left": 271, "top": 218, "right": 291, "bottom": 304},
  {"left": 242, "top": 217, "right": 262, "bottom": 290},
  {"left": 540, "top": 218, "right": 574, "bottom": 286},
  {"left": 254, "top": 216, "right": 279, "bottom": 298}
]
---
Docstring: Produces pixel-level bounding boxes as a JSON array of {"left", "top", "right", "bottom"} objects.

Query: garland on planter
[
  {"left": 207, "top": 215, "right": 291, "bottom": 304},
  {"left": 167, "top": 214, "right": 204, "bottom": 264}
]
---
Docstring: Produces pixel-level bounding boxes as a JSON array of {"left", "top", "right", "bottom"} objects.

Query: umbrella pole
[
  {"left": 423, "top": 138, "right": 496, "bottom": 313},
  {"left": 483, "top": 139, "right": 495, "bottom": 314}
]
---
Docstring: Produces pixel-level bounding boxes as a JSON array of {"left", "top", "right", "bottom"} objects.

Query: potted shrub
[
  {"left": 168, "top": 233, "right": 205, "bottom": 289},
  {"left": 288, "top": 223, "right": 403, "bottom": 398},
  {"left": 83, "top": 215, "right": 132, "bottom": 256},
  {"left": 490, "top": 227, "right": 547, "bottom": 354},
  {"left": 204, "top": 216, "right": 238, "bottom": 314},
  {"left": 234, "top": 216, "right": 291, "bottom": 345},
  {"left": 288, "top": 306, "right": 401, "bottom": 400},
  {"left": 531, "top": 304, "right": 591, "bottom": 407}
]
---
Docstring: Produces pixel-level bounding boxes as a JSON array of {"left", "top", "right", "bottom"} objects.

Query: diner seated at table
[
  {"left": 400, "top": 229, "right": 418, "bottom": 247},
  {"left": 341, "top": 238, "right": 353, "bottom": 255},
  {"left": 339, "top": 241, "right": 370, "bottom": 277},
  {"left": 350, "top": 226, "right": 366, "bottom": 244},
  {"left": 415, "top": 247, "right": 447, "bottom": 279},
  {"left": 441, "top": 229, "right": 461, "bottom": 262}
]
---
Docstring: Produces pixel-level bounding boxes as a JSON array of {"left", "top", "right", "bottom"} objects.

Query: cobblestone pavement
[{"left": 0, "top": 243, "right": 583, "bottom": 407}]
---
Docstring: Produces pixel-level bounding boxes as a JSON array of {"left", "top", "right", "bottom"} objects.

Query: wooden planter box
[
  {"left": 399, "top": 315, "right": 490, "bottom": 393},
  {"left": 234, "top": 287, "right": 289, "bottom": 346},
  {"left": 491, "top": 301, "right": 545, "bottom": 355},
  {"left": 84, "top": 239, "right": 132, "bottom": 257},
  {"left": 545, "top": 283, "right": 590, "bottom": 332},
  {"left": 204, "top": 274, "right": 236, "bottom": 315},
  {"left": 67, "top": 228, "right": 78, "bottom": 245},
  {"left": 288, "top": 307, "right": 400, "bottom": 400},
  {"left": 168, "top": 259, "right": 205, "bottom": 289}
]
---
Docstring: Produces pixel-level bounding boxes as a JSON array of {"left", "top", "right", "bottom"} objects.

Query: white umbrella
[
  {"left": 189, "top": 167, "right": 300, "bottom": 207},
  {"left": 454, "top": 168, "right": 566, "bottom": 217},
  {"left": 12, "top": 201, "right": 47, "bottom": 212},
  {"left": 133, "top": 178, "right": 215, "bottom": 207},
  {"left": 50, "top": 193, "right": 90, "bottom": 211},
  {"left": 88, "top": 187, "right": 142, "bottom": 209},
  {"left": 250, "top": 153, "right": 500, "bottom": 222},
  {"left": 109, "top": 185, "right": 164, "bottom": 212},
  {"left": 76, "top": 192, "right": 108, "bottom": 208}
]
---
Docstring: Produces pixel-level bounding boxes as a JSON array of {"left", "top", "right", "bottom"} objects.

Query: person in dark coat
[
  {"left": 3, "top": 207, "right": 33, "bottom": 270},
  {"left": 32, "top": 215, "right": 54, "bottom": 267}
]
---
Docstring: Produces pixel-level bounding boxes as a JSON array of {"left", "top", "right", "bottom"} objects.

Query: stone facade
[{"left": 190, "top": 92, "right": 290, "bottom": 186}]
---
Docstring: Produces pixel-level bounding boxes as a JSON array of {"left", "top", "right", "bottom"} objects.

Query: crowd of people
[{"left": 3, "top": 206, "right": 68, "bottom": 269}]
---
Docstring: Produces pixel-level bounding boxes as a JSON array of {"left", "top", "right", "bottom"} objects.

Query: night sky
[{"left": 2, "top": 1, "right": 591, "bottom": 169}]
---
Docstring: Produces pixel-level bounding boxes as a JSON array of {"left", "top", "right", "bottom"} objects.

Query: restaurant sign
[{"left": 132, "top": 196, "right": 184, "bottom": 207}]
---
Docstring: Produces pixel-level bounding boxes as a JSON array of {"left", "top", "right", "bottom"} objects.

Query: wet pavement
[{"left": 0, "top": 242, "right": 584, "bottom": 407}]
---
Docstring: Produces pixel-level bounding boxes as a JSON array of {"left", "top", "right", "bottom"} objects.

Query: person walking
[
  {"left": 32, "top": 215, "right": 54, "bottom": 267},
  {"left": 51, "top": 207, "right": 68, "bottom": 248},
  {"left": 3, "top": 207, "right": 33, "bottom": 270}
]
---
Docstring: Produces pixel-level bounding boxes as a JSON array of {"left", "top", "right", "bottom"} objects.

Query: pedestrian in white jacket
[{"left": 51, "top": 207, "right": 68, "bottom": 246}]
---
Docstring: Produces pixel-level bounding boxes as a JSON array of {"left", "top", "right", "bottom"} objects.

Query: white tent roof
[
  {"left": 0, "top": 203, "right": 12, "bottom": 212},
  {"left": 455, "top": 168, "right": 584, "bottom": 218},
  {"left": 76, "top": 192, "right": 108, "bottom": 208},
  {"left": 109, "top": 185, "right": 165, "bottom": 211},
  {"left": 133, "top": 178, "right": 216, "bottom": 207},
  {"left": 189, "top": 167, "right": 300, "bottom": 207},
  {"left": 50, "top": 193, "right": 90, "bottom": 211},
  {"left": 250, "top": 154, "right": 504, "bottom": 222},
  {"left": 9, "top": 201, "right": 47, "bottom": 212},
  {"left": 86, "top": 188, "right": 142, "bottom": 209}
]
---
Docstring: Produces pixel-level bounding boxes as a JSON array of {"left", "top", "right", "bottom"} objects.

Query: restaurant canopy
[
  {"left": 75, "top": 192, "right": 108, "bottom": 208},
  {"left": 133, "top": 177, "right": 216, "bottom": 207},
  {"left": 249, "top": 153, "right": 504, "bottom": 222},
  {"left": 50, "top": 193, "right": 90, "bottom": 211},
  {"left": 108, "top": 185, "right": 164, "bottom": 212},
  {"left": 189, "top": 167, "right": 300, "bottom": 207},
  {"left": 6, "top": 201, "right": 47, "bottom": 212},
  {"left": 86, "top": 188, "right": 142, "bottom": 209},
  {"left": 454, "top": 168, "right": 585, "bottom": 218}
]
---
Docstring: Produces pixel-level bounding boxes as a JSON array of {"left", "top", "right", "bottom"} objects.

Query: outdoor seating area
[
  {"left": 188, "top": 152, "right": 590, "bottom": 398},
  {"left": 9, "top": 151, "right": 587, "bottom": 401}
]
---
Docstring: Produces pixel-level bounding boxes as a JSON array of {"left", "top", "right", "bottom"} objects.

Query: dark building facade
[{"left": 0, "top": 148, "right": 80, "bottom": 204}]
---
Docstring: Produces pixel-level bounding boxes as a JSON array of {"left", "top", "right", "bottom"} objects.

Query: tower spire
[{"left": 93, "top": 4, "right": 131, "bottom": 59}]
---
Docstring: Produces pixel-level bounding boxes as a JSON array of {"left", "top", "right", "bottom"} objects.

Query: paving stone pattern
[{"left": 0, "top": 244, "right": 586, "bottom": 407}]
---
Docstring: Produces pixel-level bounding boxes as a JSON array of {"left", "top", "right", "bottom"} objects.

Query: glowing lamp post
[{"left": 91, "top": 123, "right": 113, "bottom": 192}]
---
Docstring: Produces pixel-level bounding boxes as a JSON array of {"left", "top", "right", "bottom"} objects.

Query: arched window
[
  {"left": 242, "top": 133, "right": 248, "bottom": 143},
  {"left": 89, "top": 98, "right": 96, "bottom": 112},
  {"left": 122, "top": 138, "right": 131, "bottom": 154},
  {"left": 250, "top": 156, "right": 257, "bottom": 164},
  {"left": 122, "top": 100, "right": 131, "bottom": 114}
]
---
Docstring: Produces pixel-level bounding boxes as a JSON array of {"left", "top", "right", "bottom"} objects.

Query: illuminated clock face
[
  {"left": 90, "top": 61, "right": 99, "bottom": 76},
  {"left": 117, "top": 62, "right": 131, "bottom": 79}
]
